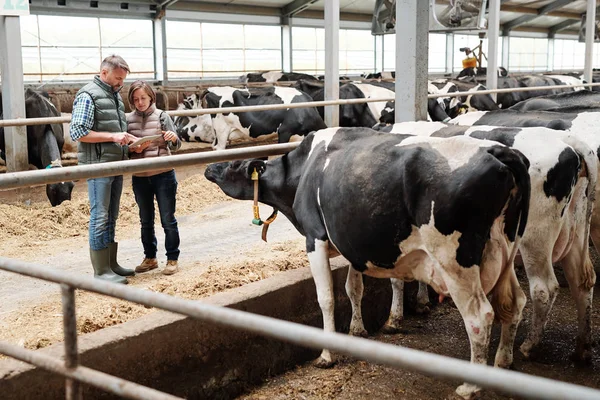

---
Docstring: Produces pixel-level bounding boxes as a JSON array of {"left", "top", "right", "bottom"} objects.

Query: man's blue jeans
[
  {"left": 87, "top": 175, "right": 123, "bottom": 251},
  {"left": 132, "top": 169, "right": 180, "bottom": 261}
]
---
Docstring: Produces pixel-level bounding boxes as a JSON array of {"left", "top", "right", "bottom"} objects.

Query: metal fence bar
[
  {"left": 61, "top": 284, "right": 82, "bottom": 400},
  {"left": 4, "top": 81, "right": 600, "bottom": 128},
  {"left": 0, "top": 256, "right": 599, "bottom": 400},
  {"left": 0, "top": 142, "right": 299, "bottom": 189},
  {"left": 0, "top": 341, "right": 183, "bottom": 400}
]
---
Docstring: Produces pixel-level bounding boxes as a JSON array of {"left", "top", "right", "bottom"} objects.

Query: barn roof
[{"left": 29, "top": 0, "right": 591, "bottom": 39}]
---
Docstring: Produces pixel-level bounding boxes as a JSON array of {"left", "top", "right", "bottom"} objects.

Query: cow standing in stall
[
  {"left": 192, "top": 86, "right": 326, "bottom": 150},
  {"left": 373, "top": 121, "right": 597, "bottom": 362},
  {"left": 239, "top": 71, "right": 319, "bottom": 84},
  {"left": 206, "top": 127, "right": 531, "bottom": 399},
  {"left": 0, "top": 89, "right": 74, "bottom": 206}
]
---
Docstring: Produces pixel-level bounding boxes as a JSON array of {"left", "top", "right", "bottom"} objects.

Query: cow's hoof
[
  {"left": 313, "top": 357, "right": 335, "bottom": 369},
  {"left": 415, "top": 304, "right": 430, "bottom": 314},
  {"left": 349, "top": 328, "right": 369, "bottom": 338},
  {"left": 380, "top": 323, "right": 404, "bottom": 334},
  {"left": 455, "top": 383, "right": 481, "bottom": 400},
  {"left": 519, "top": 341, "right": 534, "bottom": 360},
  {"left": 571, "top": 349, "right": 593, "bottom": 365}
]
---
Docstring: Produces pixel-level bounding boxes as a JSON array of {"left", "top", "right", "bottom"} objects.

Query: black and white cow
[
  {"left": 494, "top": 75, "right": 578, "bottom": 109},
  {"left": 0, "top": 89, "right": 74, "bottom": 206},
  {"left": 429, "top": 78, "right": 499, "bottom": 117},
  {"left": 173, "top": 93, "right": 214, "bottom": 143},
  {"left": 456, "top": 66, "right": 509, "bottom": 79},
  {"left": 294, "top": 80, "right": 451, "bottom": 126},
  {"left": 239, "top": 71, "right": 319, "bottom": 84},
  {"left": 206, "top": 126, "right": 531, "bottom": 399},
  {"left": 198, "top": 86, "right": 326, "bottom": 150},
  {"left": 508, "top": 90, "right": 600, "bottom": 113},
  {"left": 375, "top": 121, "right": 597, "bottom": 362},
  {"left": 361, "top": 71, "right": 395, "bottom": 80}
]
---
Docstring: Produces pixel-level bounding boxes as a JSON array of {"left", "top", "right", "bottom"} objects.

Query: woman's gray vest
[{"left": 76, "top": 76, "right": 128, "bottom": 164}]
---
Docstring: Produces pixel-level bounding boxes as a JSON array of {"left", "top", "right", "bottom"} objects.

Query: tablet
[{"left": 130, "top": 134, "right": 163, "bottom": 147}]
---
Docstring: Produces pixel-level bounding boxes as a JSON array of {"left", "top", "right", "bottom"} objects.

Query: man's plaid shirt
[{"left": 69, "top": 92, "right": 95, "bottom": 141}]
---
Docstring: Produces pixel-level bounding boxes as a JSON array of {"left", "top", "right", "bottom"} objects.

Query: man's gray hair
[{"left": 100, "top": 55, "right": 130, "bottom": 73}]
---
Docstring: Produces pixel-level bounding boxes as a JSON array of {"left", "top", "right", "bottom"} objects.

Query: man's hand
[
  {"left": 162, "top": 130, "right": 178, "bottom": 143},
  {"left": 113, "top": 132, "right": 137, "bottom": 145}
]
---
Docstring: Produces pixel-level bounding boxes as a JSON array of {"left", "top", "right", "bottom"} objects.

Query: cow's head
[
  {"left": 204, "top": 159, "right": 266, "bottom": 200},
  {"left": 47, "top": 181, "right": 75, "bottom": 206},
  {"left": 173, "top": 93, "right": 215, "bottom": 143}
]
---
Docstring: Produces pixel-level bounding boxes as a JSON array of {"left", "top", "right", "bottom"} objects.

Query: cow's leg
[
  {"left": 447, "top": 269, "right": 494, "bottom": 399},
  {"left": 210, "top": 116, "right": 231, "bottom": 151},
  {"left": 518, "top": 245, "right": 559, "bottom": 359},
  {"left": 415, "top": 281, "right": 431, "bottom": 314},
  {"left": 307, "top": 238, "right": 336, "bottom": 368},
  {"left": 589, "top": 210, "right": 600, "bottom": 255},
  {"left": 560, "top": 239, "right": 596, "bottom": 363},
  {"left": 494, "top": 267, "right": 526, "bottom": 369},
  {"left": 381, "top": 278, "right": 404, "bottom": 334},
  {"left": 346, "top": 267, "right": 368, "bottom": 337}
]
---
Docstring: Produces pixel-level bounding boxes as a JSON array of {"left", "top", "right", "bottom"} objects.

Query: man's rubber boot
[
  {"left": 108, "top": 242, "right": 135, "bottom": 276},
  {"left": 90, "top": 248, "right": 127, "bottom": 284}
]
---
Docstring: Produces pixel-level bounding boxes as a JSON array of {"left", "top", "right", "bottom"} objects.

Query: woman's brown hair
[{"left": 128, "top": 80, "right": 156, "bottom": 108}]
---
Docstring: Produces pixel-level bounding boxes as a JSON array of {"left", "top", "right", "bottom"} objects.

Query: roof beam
[
  {"left": 281, "top": 0, "right": 319, "bottom": 17},
  {"left": 500, "top": 5, "right": 579, "bottom": 19},
  {"left": 548, "top": 19, "right": 579, "bottom": 38},
  {"left": 502, "top": 0, "right": 573, "bottom": 35}
]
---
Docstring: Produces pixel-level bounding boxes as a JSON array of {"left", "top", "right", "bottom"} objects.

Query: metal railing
[
  {"left": 3, "top": 81, "right": 600, "bottom": 129},
  {"left": 2, "top": 85, "right": 600, "bottom": 399},
  {"left": 2, "top": 254, "right": 600, "bottom": 400}
]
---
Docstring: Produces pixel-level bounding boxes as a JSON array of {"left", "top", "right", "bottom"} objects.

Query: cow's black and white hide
[
  {"left": 200, "top": 86, "right": 327, "bottom": 150},
  {"left": 508, "top": 90, "right": 600, "bottom": 113},
  {"left": 239, "top": 71, "right": 319, "bottom": 84},
  {"left": 296, "top": 80, "right": 451, "bottom": 126},
  {"left": 173, "top": 93, "right": 214, "bottom": 143},
  {"left": 495, "top": 75, "right": 577, "bottom": 109},
  {"left": 429, "top": 79, "right": 499, "bottom": 118},
  {"left": 376, "top": 121, "right": 597, "bottom": 362},
  {"left": 0, "top": 89, "right": 74, "bottom": 206},
  {"left": 456, "top": 66, "right": 508, "bottom": 79},
  {"left": 361, "top": 71, "right": 395, "bottom": 81},
  {"left": 205, "top": 126, "right": 531, "bottom": 399}
]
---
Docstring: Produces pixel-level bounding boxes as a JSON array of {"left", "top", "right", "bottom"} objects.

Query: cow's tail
[
  {"left": 559, "top": 135, "right": 597, "bottom": 289},
  {"left": 487, "top": 146, "right": 531, "bottom": 323}
]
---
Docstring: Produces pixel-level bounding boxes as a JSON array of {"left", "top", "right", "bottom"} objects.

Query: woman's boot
[
  {"left": 108, "top": 242, "right": 135, "bottom": 276},
  {"left": 90, "top": 248, "right": 127, "bottom": 284}
]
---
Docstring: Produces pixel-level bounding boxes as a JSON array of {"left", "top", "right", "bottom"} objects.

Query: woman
[{"left": 127, "top": 80, "right": 182, "bottom": 275}]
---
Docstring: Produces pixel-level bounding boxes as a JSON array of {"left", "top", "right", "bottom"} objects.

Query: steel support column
[
  {"left": 584, "top": 0, "right": 597, "bottom": 87},
  {"left": 395, "top": 0, "right": 428, "bottom": 122},
  {"left": 547, "top": 38, "right": 555, "bottom": 72},
  {"left": 501, "top": 35, "right": 510, "bottom": 71},
  {"left": 153, "top": 15, "right": 168, "bottom": 84},
  {"left": 446, "top": 33, "right": 454, "bottom": 75},
  {"left": 486, "top": 0, "right": 501, "bottom": 102},
  {"left": 324, "top": 0, "right": 339, "bottom": 127},
  {"left": 0, "top": 16, "right": 29, "bottom": 172},
  {"left": 281, "top": 20, "right": 292, "bottom": 73}
]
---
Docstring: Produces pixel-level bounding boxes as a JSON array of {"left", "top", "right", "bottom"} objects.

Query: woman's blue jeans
[
  {"left": 87, "top": 175, "right": 123, "bottom": 250},
  {"left": 132, "top": 169, "right": 180, "bottom": 261}
]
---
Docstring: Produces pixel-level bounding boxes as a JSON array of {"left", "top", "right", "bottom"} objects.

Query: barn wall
[{"left": 0, "top": 260, "right": 396, "bottom": 399}]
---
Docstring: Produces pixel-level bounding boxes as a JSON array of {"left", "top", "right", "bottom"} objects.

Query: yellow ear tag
[{"left": 251, "top": 168, "right": 259, "bottom": 181}]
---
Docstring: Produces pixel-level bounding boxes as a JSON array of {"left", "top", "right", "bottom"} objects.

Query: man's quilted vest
[
  {"left": 76, "top": 76, "right": 128, "bottom": 164},
  {"left": 127, "top": 104, "right": 170, "bottom": 160}
]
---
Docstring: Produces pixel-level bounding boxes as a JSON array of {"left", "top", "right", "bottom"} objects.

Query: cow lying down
[
  {"left": 205, "top": 127, "right": 531, "bottom": 399},
  {"left": 375, "top": 121, "right": 597, "bottom": 363}
]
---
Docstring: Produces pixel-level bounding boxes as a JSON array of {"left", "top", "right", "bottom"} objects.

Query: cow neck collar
[
  {"left": 251, "top": 167, "right": 278, "bottom": 242},
  {"left": 134, "top": 103, "right": 156, "bottom": 118}
]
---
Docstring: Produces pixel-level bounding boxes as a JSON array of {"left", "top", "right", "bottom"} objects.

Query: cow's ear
[{"left": 247, "top": 160, "right": 267, "bottom": 178}]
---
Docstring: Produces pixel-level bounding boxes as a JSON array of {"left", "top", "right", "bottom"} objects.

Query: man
[{"left": 70, "top": 55, "right": 137, "bottom": 284}]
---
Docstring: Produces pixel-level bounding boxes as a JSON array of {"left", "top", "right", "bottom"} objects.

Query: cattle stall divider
[
  {"left": 3, "top": 80, "right": 600, "bottom": 128},
  {"left": 0, "top": 144, "right": 600, "bottom": 399}
]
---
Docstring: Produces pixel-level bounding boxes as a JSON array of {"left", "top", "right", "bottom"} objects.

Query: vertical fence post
[{"left": 61, "top": 284, "right": 82, "bottom": 400}]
